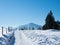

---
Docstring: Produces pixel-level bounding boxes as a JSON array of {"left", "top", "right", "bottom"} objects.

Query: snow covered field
[
  {"left": 0, "top": 29, "right": 60, "bottom": 45},
  {"left": 14, "top": 30, "right": 60, "bottom": 45}
]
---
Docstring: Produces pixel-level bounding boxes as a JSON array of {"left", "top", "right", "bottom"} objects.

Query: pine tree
[
  {"left": 43, "top": 10, "right": 59, "bottom": 30},
  {"left": 45, "top": 11, "right": 55, "bottom": 24},
  {"left": 56, "top": 21, "right": 60, "bottom": 30}
]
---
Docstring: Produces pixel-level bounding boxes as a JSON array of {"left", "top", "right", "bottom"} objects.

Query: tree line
[{"left": 42, "top": 10, "right": 60, "bottom": 30}]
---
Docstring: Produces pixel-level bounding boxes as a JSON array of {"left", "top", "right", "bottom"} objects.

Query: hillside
[{"left": 17, "top": 23, "right": 42, "bottom": 30}]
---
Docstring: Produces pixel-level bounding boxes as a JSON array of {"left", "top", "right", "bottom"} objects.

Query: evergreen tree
[
  {"left": 45, "top": 11, "right": 55, "bottom": 24},
  {"left": 43, "top": 10, "right": 59, "bottom": 30},
  {"left": 56, "top": 21, "right": 60, "bottom": 30}
]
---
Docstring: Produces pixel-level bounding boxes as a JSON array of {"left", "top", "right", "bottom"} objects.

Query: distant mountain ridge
[{"left": 17, "top": 23, "right": 42, "bottom": 30}]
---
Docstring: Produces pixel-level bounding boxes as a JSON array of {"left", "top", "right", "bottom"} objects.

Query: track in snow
[{"left": 14, "top": 30, "right": 60, "bottom": 45}]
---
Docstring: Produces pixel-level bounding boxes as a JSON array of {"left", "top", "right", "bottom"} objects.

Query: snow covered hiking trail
[
  {"left": 14, "top": 30, "right": 33, "bottom": 45},
  {"left": 14, "top": 30, "right": 60, "bottom": 45}
]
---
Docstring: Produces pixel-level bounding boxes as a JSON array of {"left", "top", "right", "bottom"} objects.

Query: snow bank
[
  {"left": 0, "top": 29, "right": 2, "bottom": 37},
  {"left": 14, "top": 30, "right": 60, "bottom": 45},
  {"left": 0, "top": 28, "right": 14, "bottom": 45}
]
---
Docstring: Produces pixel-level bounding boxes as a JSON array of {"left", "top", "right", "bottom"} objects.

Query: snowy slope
[
  {"left": 0, "top": 28, "right": 15, "bottom": 45},
  {"left": 14, "top": 30, "right": 60, "bottom": 45},
  {"left": 0, "top": 29, "right": 60, "bottom": 45},
  {"left": 17, "top": 23, "right": 42, "bottom": 30}
]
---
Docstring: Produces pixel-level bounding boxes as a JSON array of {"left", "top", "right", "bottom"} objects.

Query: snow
[
  {"left": 0, "top": 29, "right": 2, "bottom": 37},
  {"left": 14, "top": 30, "right": 60, "bottom": 45},
  {"left": 14, "top": 30, "right": 33, "bottom": 45},
  {"left": 0, "top": 29, "right": 60, "bottom": 45},
  {"left": 0, "top": 28, "right": 15, "bottom": 45}
]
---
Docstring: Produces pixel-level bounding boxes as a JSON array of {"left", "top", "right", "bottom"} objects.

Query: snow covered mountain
[{"left": 17, "top": 23, "right": 42, "bottom": 30}]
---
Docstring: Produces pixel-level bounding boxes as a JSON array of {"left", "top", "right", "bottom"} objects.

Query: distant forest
[{"left": 43, "top": 10, "right": 60, "bottom": 30}]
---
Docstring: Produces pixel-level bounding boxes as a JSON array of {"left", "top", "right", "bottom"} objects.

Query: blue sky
[{"left": 0, "top": 0, "right": 60, "bottom": 27}]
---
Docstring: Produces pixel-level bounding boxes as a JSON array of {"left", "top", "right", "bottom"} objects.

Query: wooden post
[
  {"left": 2, "top": 26, "right": 3, "bottom": 35},
  {"left": 6, "top": 28, "right": 7, "bottom": 34}
]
